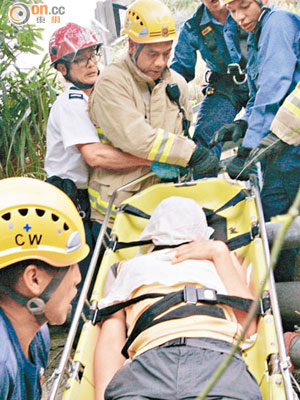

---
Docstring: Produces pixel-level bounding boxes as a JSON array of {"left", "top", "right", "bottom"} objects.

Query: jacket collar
[{"left": 125, "top": 53, "right": 171, "bottom": 89}]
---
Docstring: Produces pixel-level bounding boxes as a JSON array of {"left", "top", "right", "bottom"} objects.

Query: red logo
[{"left": 162, "top": 26, "right": 169, "bottom": 37}]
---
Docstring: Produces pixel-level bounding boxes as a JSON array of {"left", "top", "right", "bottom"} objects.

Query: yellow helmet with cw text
[
  {"left": 121, "top": 0, "right": 177, "bottom": 44},
  {"left": 0, "top": 177, "right": 89, "bottom": 269}
]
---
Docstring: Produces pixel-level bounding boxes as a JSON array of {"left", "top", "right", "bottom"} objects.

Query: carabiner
[{"left": 227, "top": 63, "right": 247, "bottom": 85}]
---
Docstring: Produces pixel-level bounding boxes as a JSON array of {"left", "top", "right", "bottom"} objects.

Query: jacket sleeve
[
  {"left": 0, "top": 364, "right": 9, "bottom": 399},
  {"left": 89, "top": 70, "right": 196, "bottom": 167},
  {"left": 170, "top": 22, "right": 198, "bottom": 83},
  {"left": 270, "top": 82, "right": 300, "bottom": 146},
  {"left": 242, "top": 11, "right": 300, "bottom": 148}
]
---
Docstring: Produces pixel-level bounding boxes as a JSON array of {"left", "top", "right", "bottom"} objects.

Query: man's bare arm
[
  {"left": 171, "top": 240, "right": 257, "bottom": 337},
  {"left": 94, "top": 310, "right": 127, "bottom": 400},
  {"left": 77, "top": 142, "right": 152, "bottom": 170}
]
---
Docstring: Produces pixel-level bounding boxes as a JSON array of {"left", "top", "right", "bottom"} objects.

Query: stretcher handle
[{"left": 48, "top": 172, "right": 156, "bottom": 400}]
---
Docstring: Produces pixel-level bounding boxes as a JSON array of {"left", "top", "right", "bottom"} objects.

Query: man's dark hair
[{"left": 0, "top": 259, "right": 61, "bottom": 290}]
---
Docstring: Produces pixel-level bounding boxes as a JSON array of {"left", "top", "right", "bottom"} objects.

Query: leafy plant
[{"left": 0, "top": 0, "right": 60, "bottom": 178}]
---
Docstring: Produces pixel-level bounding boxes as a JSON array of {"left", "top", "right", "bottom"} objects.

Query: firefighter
[
  {"left": 170, "top": 0, "right": 249, "bottom": 174},
  {"left": 94, "top": 197, "right": 261, "bottom": 400},
  {"left": 0, "top": 177, "right": 88, "bottom": 400},
  {"left": 88, "top": 0, "right": 219, "bottom": 226},
  {"left": 210, "top": 0, "right": 300, "bottom": 282}
]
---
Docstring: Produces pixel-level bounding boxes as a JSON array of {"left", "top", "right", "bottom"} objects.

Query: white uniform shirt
[{"left": 44, "top": 83, "right": 100, "bottom": 189}]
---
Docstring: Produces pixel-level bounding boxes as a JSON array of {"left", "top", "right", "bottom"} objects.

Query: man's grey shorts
[{"left": 104, "top": 337, "right": 262, "bottom": 400}]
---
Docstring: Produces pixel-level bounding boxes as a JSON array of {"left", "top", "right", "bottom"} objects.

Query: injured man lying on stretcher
[{"left": 94, "top": 196, "right": 262, "bottom": 400}]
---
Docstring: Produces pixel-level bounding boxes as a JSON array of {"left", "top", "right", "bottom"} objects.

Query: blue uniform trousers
[
  {"left": 261, "top": 148, "right": 300, "bottom": 282},
  {"left": 193, "top": 81, "right": 248, "bottom": 179}
]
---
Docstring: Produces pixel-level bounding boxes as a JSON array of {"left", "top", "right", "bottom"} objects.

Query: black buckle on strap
[
  {"left": 183, "top": 285, "right": 217, "bottom": 305},
  {"left": 197, "top": 287, "right": 217, "bottom": 304}
]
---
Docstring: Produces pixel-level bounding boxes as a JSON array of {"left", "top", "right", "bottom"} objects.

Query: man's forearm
[
  {"left": 211, "top": 242, "right": 257, "bottom": 336},
  {"left": 78, "top": 142, "right": 152, "bottom": 170},
  {"left": 94, "top": 311, "right": 126, "bottom": 400}
]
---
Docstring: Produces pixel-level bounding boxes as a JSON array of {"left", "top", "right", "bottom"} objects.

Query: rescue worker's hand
[
  {"left": 188, "top": 145, "right": 218, "bottom": 176},
  {"left": 245, "top": 131, "right": 288, "bottom": 166},
  {"left": 209, "top": 120, "right": 248, "bottom": 148},
  {"left": 150, "top": 161, "right": 179, "bottom": 180},
  {"left": 226, "top": 146, "right": 252, "bottom": 180}
]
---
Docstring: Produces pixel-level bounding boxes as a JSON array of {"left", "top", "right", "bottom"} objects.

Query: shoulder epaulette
[{"left": 69, "top": 93, "right": 83, "bottom": 100}]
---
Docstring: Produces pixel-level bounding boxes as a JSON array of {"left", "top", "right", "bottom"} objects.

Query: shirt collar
[{"left": 200, "top": 7, "right": 224, "bottom": 26}]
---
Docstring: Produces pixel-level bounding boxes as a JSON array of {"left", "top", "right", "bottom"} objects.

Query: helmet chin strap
[
  {"left": 0, "top": 266, "right": 70, "bottom": 325},
  {"left": 68, "top": 80, "right": 94, "bottom": 89},
  {"left": 130, "top": 43, "right": 145, "bottom": 65}
]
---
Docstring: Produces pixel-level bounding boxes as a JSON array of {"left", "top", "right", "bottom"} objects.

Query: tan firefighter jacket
[
  {"left": 88, "top": 54, "right": 196, "bottom": 224},
  {"left": 271, "top": 81, "right": 300, "bottom": 146}
]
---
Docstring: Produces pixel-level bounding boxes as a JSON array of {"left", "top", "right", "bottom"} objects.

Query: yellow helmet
[
  {"left": 121, "top": 0, "right": 177, "bottom": 44},
  {"left": 0, "top": 177, "right": 89, "bottom": 269}
]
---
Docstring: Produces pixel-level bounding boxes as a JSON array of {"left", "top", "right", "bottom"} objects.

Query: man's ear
[
  {"left": 56, "top": 62, "right": 67, "bottom": 77},
  {"left": 20, "top": 265, "right": 51, "bottom": 297},
  {"left": 128, "top": 39, "right": 137, "bottom": 56}
]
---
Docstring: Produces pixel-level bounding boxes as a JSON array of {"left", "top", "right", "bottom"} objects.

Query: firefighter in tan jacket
[{"left": 88, "top": 0, "right": 218, "bottom": 225}]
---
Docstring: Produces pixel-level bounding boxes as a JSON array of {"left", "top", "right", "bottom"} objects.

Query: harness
[
  {"left": 90, "top": 188, "right": 271, "bottom": 358},
  {"left": 193, "top": 4, "right": 248, "bottom": 86},
  {"left": 186, "top": 4, "right": 249, "bottom": 109},
  {"left": 92, "top": 284, "right": 265, "bottom": 358}
]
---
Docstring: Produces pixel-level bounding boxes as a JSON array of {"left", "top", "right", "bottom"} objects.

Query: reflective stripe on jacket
[
  {"left": 88, "top": 55, "right": 196, "bottom": 223},
  {"left": 271, "top": 82, "right": 300, "bottom": 146}
]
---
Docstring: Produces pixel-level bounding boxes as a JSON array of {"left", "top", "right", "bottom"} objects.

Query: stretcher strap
[
  {"left": 118, "top": 204, "right": 151, "bottom": 219},
  {"left": 92, "top": 292, "right": 165, "bottom": 324},
  {"left": 119, "top": 189, "right": 249, "bottom": 221},
  {"left": 92, "top": 286, "right": 255, "bottom": 326},
  {"left": 108, "top": 239, "right": 152, "bottom": 251},
  {"left": 92, "top": 285, "right": 256, "bottom": 357},
  {"left": 110, "top": 189, "right": 252, "bottom": 252},
  {"left": 209, "top": 189, "right": 249, "bottom": 216},
  {"left": 108, "top": 228, "right": 256, "bottom": 252},
  {"left": 121, "top": 285, "right": 255, "bottom": 358},
  {"left": 226, "top": 226, "right": 259, "bottom": 250}
]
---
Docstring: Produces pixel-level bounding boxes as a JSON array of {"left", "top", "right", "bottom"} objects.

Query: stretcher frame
[{"left": 48, "top": 172, "right": 297, "bottom": 400}]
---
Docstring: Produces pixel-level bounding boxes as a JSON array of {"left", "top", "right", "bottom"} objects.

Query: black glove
[
  {"left": 245, "top": 131, "right": 288, "bottom": 166},
  {"left": 226, "top": 146, "right": 253, "bottom": 180},
  {"left": 209, "top": 120, "right": 248, "bottom": 148},
  {"left": 188, "top": 145, "right": 218, "bottom": 176}
]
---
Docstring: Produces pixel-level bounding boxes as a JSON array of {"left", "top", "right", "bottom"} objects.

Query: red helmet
[{"left": 49, "top": 23, "right": 102, "bottom": 65}]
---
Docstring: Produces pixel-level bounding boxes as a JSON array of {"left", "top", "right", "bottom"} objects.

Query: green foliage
[{"left": 0, "top": 0, "right": 60, "bottom": 178}]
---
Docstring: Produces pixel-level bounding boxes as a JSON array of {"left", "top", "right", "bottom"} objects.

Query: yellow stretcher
[{"left": 48, "top": 173, "right": 297, "bottom": 400}]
